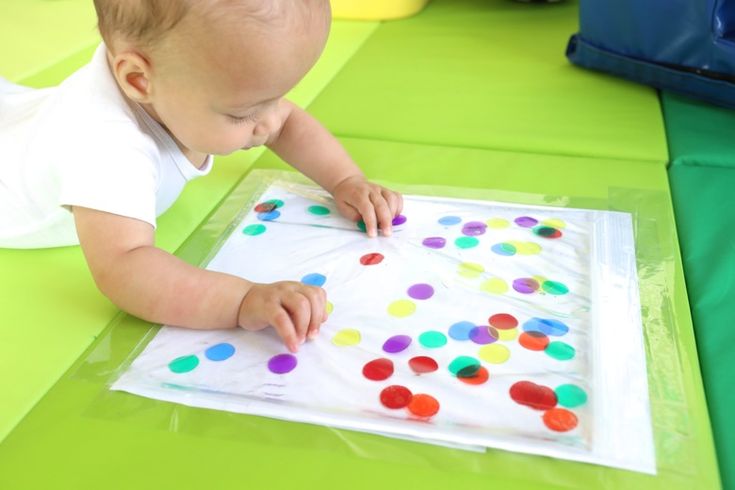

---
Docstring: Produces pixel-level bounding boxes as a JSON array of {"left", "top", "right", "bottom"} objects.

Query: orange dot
[
  {"left": 407, "top": 393, "right": 440, "bottom": 417},
  {"left": 519, "top": 331, "right": 549, "bottom": 351},
  {"left": 458, "top": 366, "right": 489, "bottom": 385},
  {"left": 543, "top": 408, "right": 578, "bottom": 432}
]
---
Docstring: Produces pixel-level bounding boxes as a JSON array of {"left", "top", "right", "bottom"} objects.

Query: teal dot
[
  {"left": 455, "top": 236, "right": 479, "bottom": 249},
  {"left": 492, "top": 243, "right": 516, "bottom": 256},
  {"left": 308, "top": 205, "right": 331, "bottom": 216},
  {"left": 555, "top": 384, "right": 588, "bottom": 408},
  {"left": 266, "top": 199, "right": 284, "bottom": 208},
  {"left": 419, "top": 331, "right": 447, "bottom": 348},
  {"left": 545, "top": 341, "right": 575, "bottom": 361},
  {"left": 543, "top": 280, "right": 569, "bottom": 295},
  {"left": 448, "top": 356, "right": 480, "bottom": 378},
  {"left": 243, "top": 224, "right": 266, "bottom": 236},
  {"left": 169, "top": 355, "right": 199, "bottom": 373},
  {"left": 357, "top": 220, "right": 367, "bottom": 232}
]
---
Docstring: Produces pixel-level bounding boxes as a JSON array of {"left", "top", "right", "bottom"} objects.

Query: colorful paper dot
[
  {"left": 407, "top": 283, "right": 434, "bottom": 300},
  {"left": 448, "top": 321, "right": 475, "bottom": 340},
  {"left": 387, "top": 299, "right": 416, "bottom": 317},
  {"left": 392, "top": 215, "right": 407, "bottom": 226},
  {"left": 509, "top": 381, "right": 557, "bottom": 410},
  {"left": 458, "top": 366, "right": 489, "bottom": 385},
  {"left": 542, "top": 218, "right": 566, "bottom": 229},
  {"left": 480, "top": 278, "right": 508, "bottom": 294},
  {"left": 519, "top": 331, "right": 550, "bottom": 351},
  {"left": 301, "top": 273, "right": 326, "bottom": 287},
  {"left": 204, "top": 343, "right": 235, "bottom": 361},
  {"left": 243, "top": 224, "right": 266, "bottom": 236},
  {"left": 533, "top": 226, "right": 562, "bottom": 239},
  {"left": 461, "top": 221, "right": 487, "bottom": 236},
  {"left": 458, "top": 262, "right": 485, "bottom": 278},
  {"left": 455, "top": 236, "right": 479, "bottom": 249},
  {"left": 545, "top": 341, "right": 576, "bottom": 361},
  {"left": 469, "top": 326, "right": 498, "bottom": 345},
  {"left": 257, "top": 210, "right": 280, "bottom": 221},
  {"left": 380, "top": 385, "right": 413, "bottom": 409},
  {"left": 486, "top": 218, "right": 510, "bottom": 229},
  {"left": 326, "top": 301, "right": 334, "bottom": 315},
  {"left": 268, "top": 353, "right": 298, "bottom": 374},
  {"left": 523, "top": 318, "right": 569, "bottom": 336},
  {"left": 307, "top": 205, "right": 331, "bottom": 216},
  {"left": 360, "top": 252, "right": 384, "bottom": 265},
  {"left": 438, "top": 216, "right": 462, "bottom": 226},
  {"left": 489, "top": 313, "right": 518, "bottom": 330},
  {"left": 418, "top": 331, "right": 447, "bottom": 348},
  {"left": 407, "top": 393, "right": 440, "bottom": 417},
  {"left": 542, "top": 280, "right": 569, "bottom": 295},
  {"left": 513, "top": 277, "right": 540, "bottom": 294},
  {"left": 362, "top": 358, "right": 394, "bottom": 381},
  {"left": 555, "top": 384, "right": 588, "bottom": 408},
  {"left": 497, "top": 327, "right": 518, "bottom": 341},
  {"left": 515, "top": 216, "right": 538, "bottom": 228},
  {"left": 254, "top": 199, "right": 283, "bottom": 213},
  {"left": 169, "top": 355, "right": 199, "bottom": 373},
  {"left": 478, "top": 344, "right": 511, "bottom": 364},
  {"left": 512, "top": 241, "right": 542, "bottom": 255},
  {"left": 422, "top": 237, "right": 446, "bottom": 249},
  {"left": 383, "top": 335, "right": 412, "bottom": 354},
  {"left": 356, "top": 220, "right": 367, "bottom": 232},
  {"left": 332, "top": 328, "right": 361, "bottom": 346},
  {"left": 408, "top": 356, "right": 439, "bottom": 374},
  {"left": 492, "top": 243, "right": 516, "bottom": 256},
  {"left": 448, "top": 356, "right": 481, "bottom": 378},
  {"left": 543, "top": 408, "right": 578, "bottom": 432}
]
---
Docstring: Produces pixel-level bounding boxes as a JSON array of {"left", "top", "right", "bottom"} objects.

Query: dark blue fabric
[{"left": 567, "top": 0, "right": 735, "bottom": 108}]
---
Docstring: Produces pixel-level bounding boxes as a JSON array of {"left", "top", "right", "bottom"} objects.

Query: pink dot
[
  {"left": 422, "top": 237, "right": 446, "bottom": 249},
  {"left": 407, "top": 283, "right": 434, "bottom": 300},
  {"left": 513, "top": 278, "right": 540, "bottom": 294}
]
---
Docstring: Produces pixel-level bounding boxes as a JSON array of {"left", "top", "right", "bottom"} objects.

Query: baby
[{"left": 0, "top": 0, "right": 403, "bottom": 353}]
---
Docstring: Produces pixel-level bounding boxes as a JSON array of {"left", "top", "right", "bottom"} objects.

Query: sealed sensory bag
[{"left": 567, "top": 0, "right": 735, "bottom": 109}]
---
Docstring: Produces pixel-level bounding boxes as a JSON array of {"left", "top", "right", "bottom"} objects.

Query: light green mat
[
  {"left": 0, "top": 13, "right": 379, "bottom": 442},
  {"left": 308, "top": 0, "right": 668, "bottom": 164}
]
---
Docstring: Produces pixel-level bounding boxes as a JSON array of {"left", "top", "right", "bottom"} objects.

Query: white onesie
[{"left": 0, "top": 43, "right": 212, "bottom": 248}]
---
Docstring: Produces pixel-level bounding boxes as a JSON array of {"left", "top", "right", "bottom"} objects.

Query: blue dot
[
  {"left": 257, "top": 210, "right": 281, "bottom": 221},
  {"left": 438, "top": 215, "right": 462, "bottom": 226},
  {"left": 522, "top": 318, "right": 569, "bottom": 336},
  {"left": 301, "top": 273, "right": 326, "bottom": 287},
  {"left": 448, "top": 321, "right": 475, "bottom": 341},
  {"left": 205, "top": 342, "right": 236, "bottom": 361}
]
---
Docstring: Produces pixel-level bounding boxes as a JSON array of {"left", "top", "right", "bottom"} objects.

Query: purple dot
[
  {"left": 469, "top": 326, "right": 498, "bottom": 345},
  {"left": 515, "top": 216, "right": 538, "bottom": 228},
  {"left": 407, "top": 283, "right": 434, "bottom": 300},
  {"left": 268, "top": 353, "right": 298, "bottom": 374},
  {"left": 392, "top": 215, "right": 407, "bottom": 226},
  {"left": 513, "top": 278, "right": 540, "bottom": 294},
  {"left": 461, "top": 221, "right": 487, "bottom": 236},
  {"left": 383, "top": 335, "right": 412, "bottom": 353},
  {"left": 422, "top": 237, "right": 446, "bottom": 249}
]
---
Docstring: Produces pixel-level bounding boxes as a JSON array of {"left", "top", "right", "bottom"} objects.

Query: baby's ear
[{"left": 110, "top": 50, "right": 153, "bottom": 104}]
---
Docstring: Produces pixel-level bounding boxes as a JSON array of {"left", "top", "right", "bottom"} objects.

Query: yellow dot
[
  {"left": 387, "top": 299, "right": 416, "bottom": 317},
  {"left": 515, "top": 242, "right": 542, "bottom": 255},
  {"left": 542, "top": 218, "right": 566, "bottom": 229},
  {"left": 478, "top": 344, "right": 511, "bottom": 364},
  {"left": 532, "top": 275, "right": 548, "bottom": 285},
  {"left": 332, "top": 328, "right": 361, "bottom": 346},
  {"left": 458, "top": 262, "right": 485, "bottom": 279},
  {"left": 497, "top": 327, "right": 518, "bottom": 341},
  {"left": 480, "top": 278, "right": 508, "bottom": 294},
  {"left": 326, "top": 301, "right": 334, "bottom": 315},
  {"left": 486, "top": 218, "right": 509, "bottom": 229}
]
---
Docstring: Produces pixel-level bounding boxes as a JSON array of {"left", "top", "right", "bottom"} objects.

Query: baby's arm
[
  {"left": 74, "top": 206, "right": 326, "bottom": 352},
  {"left": 266, "top": 100, "right": 403, "bottom": 237}
]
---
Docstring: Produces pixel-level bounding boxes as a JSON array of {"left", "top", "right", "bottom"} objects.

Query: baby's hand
[
  {"left": 237, "top": 282, "right": 327, "bottom": 353},
  {"left": 332, "top": 175, "right": 404, "bottom": 237}
]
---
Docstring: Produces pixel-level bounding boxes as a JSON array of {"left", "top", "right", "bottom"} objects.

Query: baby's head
[{"left": 94, "top": 0, "right": 331, "bottom": 155}]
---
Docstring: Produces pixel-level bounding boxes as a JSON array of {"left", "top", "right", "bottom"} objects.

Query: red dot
[
  {"left": 407, "top": 393, "right": 440, "bottom": 417},
  {"left": 380, "top": 385, "right": 413, "bottom": 409},
  {"left": 509, "top": 381, "right": 558, "bottom": 410},
  {"left": 543, "top": 408, "right": 578, "bottom": 432},
  {"left": 408, "top": 356, "right": 438, "bottom": 374},
  {"left": 362, "top": 358, "right": 394, "bottom": 381},
  {"left": 519, "top": 331, "right": 549, "bottom": 351},
  {"left": 254, "top": 202, "right": 276, "bottom": 213},
  {"left": 360, "top": 253, "right": 384, "bottom": 266},
  {"left": 489, "top": 313, "right": 518, "bottom": 330},
  {"left": 458, "top": 366, "right": 489, "bottom": 385}
]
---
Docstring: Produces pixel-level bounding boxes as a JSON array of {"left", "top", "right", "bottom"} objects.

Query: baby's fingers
[
  {"left": 268, "top": 306, "right": 300, "bottom": 353},
  {"left": 382, "top": 188, "right": 404, "bottom": 217},
  {"left": 370, "top": 192, "right": 394, "bottom": 237},
  {"left": 303, "top": 286, "right": 327, "bottom": 340},
  {"left": 355, "top": 195, "right": 379, "bottom": 238}
]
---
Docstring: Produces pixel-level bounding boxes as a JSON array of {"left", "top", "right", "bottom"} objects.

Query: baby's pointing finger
[
  {"left": 370, "top": 193, "right": 393, "bottom": 237},
  {"left": 269, "top": 308, "right": 300, "bottom": 353}
]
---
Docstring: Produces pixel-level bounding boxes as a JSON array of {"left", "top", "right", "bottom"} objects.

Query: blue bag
[{"left": 567, "top": 1, "right": 735, "bottom": 108}]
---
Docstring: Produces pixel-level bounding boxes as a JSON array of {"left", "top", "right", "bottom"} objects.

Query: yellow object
[{"left": 331, "top": 0, "right": 430, "bottom": 20}]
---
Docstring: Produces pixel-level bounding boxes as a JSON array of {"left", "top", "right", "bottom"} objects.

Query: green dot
[
  {"left": 448, "top": 356, "right": 480, "bottom": 378},
  {"left": 542, "top": 280, "right": 569, "bottom": 295},
  {"left": 455, "top": 236, "right": 479, "bottom": 249},
  {"left": 545, "top": 341, "right": 575, "bottom": 361},
  {"left": 419, "top": 331, "right": 447, "bottom": 348},
  {"left": 555, "top": 384, "right": 588, "bottom": 408},
  {"left": 169, "top": 355, "right": 199, "bottom": 373},
  {"left": 357, "top": 220, "right": 367, "bottom": 232},
  {"left": 266, "top": 199, "right": 284, "bottom": 209},
  {"left": 243, "top": 224, "right": 266, "bottom": 236},
  {"left": 308, "top": 205, "right": 331, "bottom": 216}
]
